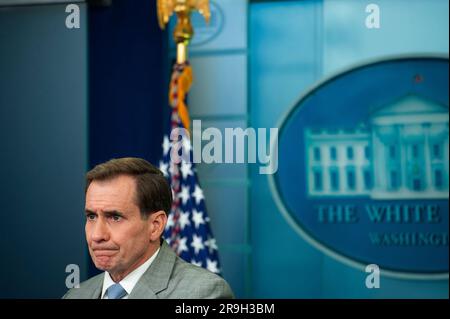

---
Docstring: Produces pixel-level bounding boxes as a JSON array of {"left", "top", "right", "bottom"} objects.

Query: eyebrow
[{"left": 84, "top": 210, "right": 125, "bottom": 216}]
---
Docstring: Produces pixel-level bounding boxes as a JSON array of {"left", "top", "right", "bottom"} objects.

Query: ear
[{"left": 148, "top": 211, "right": 167, "bottom": 242}]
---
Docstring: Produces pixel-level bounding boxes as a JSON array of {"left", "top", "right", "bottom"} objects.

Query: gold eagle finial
[
  {"left": 157, "top": 0, "right": 210, "bottom": 63},
  {"left": 157, "top": 0, "right": 210, "bottom": 30}
]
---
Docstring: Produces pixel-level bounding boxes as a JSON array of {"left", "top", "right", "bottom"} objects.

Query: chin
[{"left": 94, "top": 258, "right": 115, "bottom": 271}]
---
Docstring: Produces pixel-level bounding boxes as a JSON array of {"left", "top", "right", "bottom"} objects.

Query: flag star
[
  {"left": 178, "top": 185, "right": 190, "bottom": 205},
  {"left": 190, "top": 234, "right": 205, "bottom": 255},
  {"left": 192, "top": 185, "right": 204, "bottom": 205},
  {"left": 178, "top": 210, "right": 191, "bottom": 230},
  {"left": 159, "top": 161, "right": 169, "bottom": 177},
  {"left": 176, "top": 237, "right": 188, "bottom": 255},
  {"left": 182, "top": 137, "right": 192, "bottom": 153},
  {"left": 162, "top": 135, "right": 171, "bottom": 156},
  {"left": 204, "top": 237, "right": 218, "bottom": 254},
  {"left": 190, "top": 259, "right": 202, "bottom": 267},
  {"left": 180, "top": 161, "right": 193, "bottom": 180},
  {"left": 206, "top": 258, "right": 220, "bottom": 274},
  {"left": 192, "top": 209, "right": 205, "bottom": 229},
  {"left": 165, "top": 212, "right": 175, "bottom": 230}
]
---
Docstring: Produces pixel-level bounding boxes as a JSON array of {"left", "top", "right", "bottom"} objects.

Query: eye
[
  {"left": 86, "top": 213, "right": 96, "bottom": 221},
  {"left": 111, "top": 214, "right": 122, "bottom": 222}
]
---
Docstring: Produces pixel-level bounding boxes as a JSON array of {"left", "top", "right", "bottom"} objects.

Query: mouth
[
  {"left": 92, "top": 250, "right": 118, "bottom": 267},
  {"left": 92, "top": 248, "right": 119, "bottom": 258}
]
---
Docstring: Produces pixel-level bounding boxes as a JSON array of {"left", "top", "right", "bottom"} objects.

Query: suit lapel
[
  {"left": 128, "top": 241, "right": 176, "bottom": 299},
  {"left": 78, "top": 272, "right": 104, "bottom": 299},
  {"left": 91, "top": 277, "right": 104, "bottom": 299}
]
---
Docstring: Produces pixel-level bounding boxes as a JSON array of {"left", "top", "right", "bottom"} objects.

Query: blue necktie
[{"left": 106, "top": 283, "right": 127, "bottom": 299}]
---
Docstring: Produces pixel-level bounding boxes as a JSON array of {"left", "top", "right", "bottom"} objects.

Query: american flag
[{"left": 159, "top": 62, "right": 222, "bottom": 275}]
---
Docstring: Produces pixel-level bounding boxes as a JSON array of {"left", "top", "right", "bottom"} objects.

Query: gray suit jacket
[{"left": 63, "top": 241, "right": 234, "bottom": 299}]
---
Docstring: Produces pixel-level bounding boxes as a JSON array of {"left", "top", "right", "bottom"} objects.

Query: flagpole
[
  {"left": 156, "top": 1, "right": 223, "bottom": 276},
  {"left": 157, "top": 0, "right": 211, "bottom": 64}
]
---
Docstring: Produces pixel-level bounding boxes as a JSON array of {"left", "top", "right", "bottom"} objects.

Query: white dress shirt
[{"left": 101, "top": 247, "right": 160, "bottom": 299}]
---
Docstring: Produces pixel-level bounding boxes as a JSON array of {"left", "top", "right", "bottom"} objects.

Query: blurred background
[{"left": 0, "top": 0, "right": 448, "bottom": 298}]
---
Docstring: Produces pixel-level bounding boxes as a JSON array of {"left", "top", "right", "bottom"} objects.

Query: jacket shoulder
[
  {"left": 164, "top": 256, "right": 234, "bottom": 299},
  {"left": 62, "top": 272, "right": 104, "bottom": 299}
]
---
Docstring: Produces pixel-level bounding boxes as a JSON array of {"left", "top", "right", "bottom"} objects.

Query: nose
[{"left": 89, "top": 217, "right": 110, "bottom": 243}]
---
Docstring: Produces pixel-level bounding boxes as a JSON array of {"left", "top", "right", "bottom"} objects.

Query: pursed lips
[{"left": 92, "top": 248, "right": 119, "bottom": 256}]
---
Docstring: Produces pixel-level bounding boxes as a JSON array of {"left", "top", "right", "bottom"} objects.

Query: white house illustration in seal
[{"left": 305, "top": 95, "right": 449, "bottom": 200}]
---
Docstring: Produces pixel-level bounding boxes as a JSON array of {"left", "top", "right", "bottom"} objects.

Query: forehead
[{"left": 85, "top": 175, "right": 137, "bottom": 210}]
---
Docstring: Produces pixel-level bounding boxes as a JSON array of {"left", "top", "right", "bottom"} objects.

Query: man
[{"left": 63, "top": 157, "right": 234, "bottom": 299}]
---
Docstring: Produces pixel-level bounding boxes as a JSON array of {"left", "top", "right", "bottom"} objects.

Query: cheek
[
  {"left": 113, "top": 223, "right": 148, "bottom": 248},
  {"left": 122, "top": 224, "right": 150, "bottom": 250},
  {"left": 85, "top": 223, "right": 91, "bottom": 241}
]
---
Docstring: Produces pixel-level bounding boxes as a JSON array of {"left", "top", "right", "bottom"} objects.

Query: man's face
[{"left": 85, "top": 175, "right": 157, "bottom": 279}]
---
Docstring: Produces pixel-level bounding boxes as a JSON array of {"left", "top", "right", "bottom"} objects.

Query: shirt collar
[{"left": 101, "top": 247, "right": 160, "bottom": 299}]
